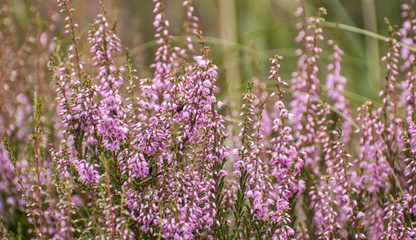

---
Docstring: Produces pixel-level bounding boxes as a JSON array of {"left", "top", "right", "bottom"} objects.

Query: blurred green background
[{"left": 3, "top": 0, "right": 406, "bottom": 111}]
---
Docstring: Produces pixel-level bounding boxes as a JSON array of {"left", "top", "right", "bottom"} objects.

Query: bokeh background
[{"left": 1, "top": 0, "right": 406, "bottom": 113}]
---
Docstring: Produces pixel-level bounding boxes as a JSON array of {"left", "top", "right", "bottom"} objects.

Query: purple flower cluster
[
  {"left": 89, "top": 12, "right": 128, "bottom": 153},
  {"left": 325, "top": 41, "right": 352, "bottom": 143},
  {"left": 4, "top": 0, "right": 416, "bottom": 239},
  {"left": 232, "top": 86, "right": 274, "bottom": 225},
  {"left": 268, "top": 55, "right": 303, "bottom": 238},
  {"left": 290, "top": 7, "right": 328, "bottom": 166}
]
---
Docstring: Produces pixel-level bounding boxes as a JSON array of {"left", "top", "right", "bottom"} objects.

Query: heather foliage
[{"left": 1, "top": 0, "right": 416, "bottom": 239}]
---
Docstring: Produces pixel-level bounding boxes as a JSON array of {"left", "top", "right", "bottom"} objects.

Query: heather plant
[
  {"left": 0, "top": 0, "right": 61, "bottom": 238},
  {"left": 2, "top": 0, "right": 416, "bottom": 239}
]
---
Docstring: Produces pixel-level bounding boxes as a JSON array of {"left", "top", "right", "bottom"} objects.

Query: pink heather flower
[
  {"left": 182, "top": 0, "right": 199, "bottom": 56},
  {"left": 290, "top": 9, "right": 327, "bottom": 166},
  {"left": 311, "top": 176, "right": 341, "bottom": 239},
  {"left": 97, "top": 95, "right": 128, "bottom": 152},
  {"left": 0, "top": 143, "right": 19, "bottom": 218},
  {"left": 133, "top": 117, "right": 168, "bottom": 156},
  {"left": 194, "top": 56, "right": 209, "bottom": 68},
  {"left": 267, "top": 55, "right": 303, "bottom": 238},
  {"left": 127, "top": 153, "right": 149, "bottom": 181},
  {"left": 50, "top": 144, "right": 71, "bottom": 179},
  {"left": 70, "top": 86, "right": 96, "bottom": 133},
  {"left": 325, "top": 41, "right": 352, "bottom": 143},
  {"left": 399, "top": 2, "right": 416, "bottom": 71},
  {"left": 356, "top": 104, "right": 391, "bottom": 194},
  {"left": 401, "top": 70, "right": 416, "bottom": 231},
  {"left": 232, "top": 86, "right": 276, "bottom": 237},
  {"left": 327, "top": 127, "right": 366, "bottom": 238},
  {"left": 131, "top": 168, "right": 215, "bottom": 239},
  {"left": 249, "top": 77, "right": 273, "bottom": 138},
  {"left": 404, "top": 109, "right": 416, "bottom": 181},
  {"left": 380, "top": 34, "right": 400, "bottom": 115},
  {"left": 73, "top": 159, "right": 100, "bottom": 185},
  {"left": 150, "top": 0, "right": 181, "bottom": 95},
  {"left": 88, "top": 12, "right": 128, "bottom": 153},
  {"left": 380, "top": 197, "right": 407, "bottom": 240}
]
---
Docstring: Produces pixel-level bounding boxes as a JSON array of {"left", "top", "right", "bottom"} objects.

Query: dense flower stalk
[
  {"left": 310, "top": 176, "right": 340, "bottom": 239},
  {"left": 267, "top": 55, "right": 303, "bottom": 238},
  {"left": 331, "top": 123, "right": 366, "bottom": 238},
  {"left": 399, "top": 0, "right": 416, "bottom": 71},
  {"left": 380, "top": 197, "right": 408, "bottom": 239},
  {"left": 181, "top": 0, "right": 199, "bottom": 58},
  {"left": 88, "top": 8, "right": 128, "bottom": 153},
  {"left": 232, "top": 83, "right": 275, "bottom": 238},
  {"left": 151, "top": 0, "right": 179, "bottom": 95},
  {"left": 123, "top": 2, "right": 230, "bottom": 239},
  {"left": 290, "top": 6, "right": 327, "bottom": 165},
  {"left": 325, "top": 41, "right": 352, "bottom": 143}
]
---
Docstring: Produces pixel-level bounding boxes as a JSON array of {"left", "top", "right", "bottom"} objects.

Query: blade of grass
[
  {"left": 323, "top": 21, "right": 416, "bottom": 52},
  {"left": 362, "top": 0, "right": 381, "bottom": 95}
]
